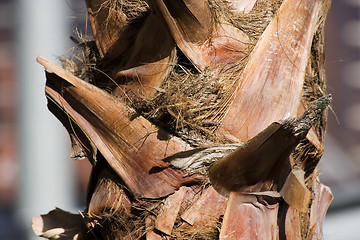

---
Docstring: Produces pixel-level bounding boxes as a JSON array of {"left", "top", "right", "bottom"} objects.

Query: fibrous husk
[
  {"left": 39, "top": 56, "right": 196, "bottom": 199},
  {"left": 34, "top": 0, "right": 333, "bottom": 239}
]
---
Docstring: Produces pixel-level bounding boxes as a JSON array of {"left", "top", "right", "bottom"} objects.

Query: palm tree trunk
[{"left": 32, "top": 0, "right": 333, "bottom": 239}]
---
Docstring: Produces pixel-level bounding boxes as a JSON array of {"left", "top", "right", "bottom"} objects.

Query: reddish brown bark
[{"left": 32, "top": 0, "right": 333, "bottom": 239}]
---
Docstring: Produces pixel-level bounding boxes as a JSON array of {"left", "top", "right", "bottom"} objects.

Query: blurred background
[{"left": 0, "top": 0, "right": 359, "bottom": 239}]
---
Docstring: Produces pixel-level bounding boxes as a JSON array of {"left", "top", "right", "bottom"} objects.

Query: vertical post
[{"left": 15, "top": 0, "right": 76, "bottom": 239}]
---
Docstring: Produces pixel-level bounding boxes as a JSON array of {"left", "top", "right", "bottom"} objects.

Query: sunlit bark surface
[{"left": 32, "top": 0, "right": 333, "bottom": 239}]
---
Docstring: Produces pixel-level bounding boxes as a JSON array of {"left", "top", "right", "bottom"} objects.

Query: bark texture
[{"left": 32, "top": 0, "right": 333, "bottom": 239}]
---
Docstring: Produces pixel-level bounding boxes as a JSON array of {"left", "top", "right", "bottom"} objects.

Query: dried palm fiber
[
  {"left": 33, "top": 0, "right": 333, "bottom": 239},
  {"left": 65, "top": 0, "right": 327, "bottom": 153},
  {"left": 65, "top": 0, "right": 284, "bottom": 146},
  {"left": 85, "top": 0, "right": 177, "bottom": 99}
]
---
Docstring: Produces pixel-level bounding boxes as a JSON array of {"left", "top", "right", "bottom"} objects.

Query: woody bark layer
[
  {"left": 39, "top": 56, "right": 197, "bottom": 199},
  {"left": 32, "top": 0, "right": 333, "bottom": 239},
  {"left": 218, "top": 0, "right": 331, "bottom": 142}
]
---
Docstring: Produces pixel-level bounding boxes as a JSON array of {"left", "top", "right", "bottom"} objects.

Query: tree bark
[{"left": 32, "top": 0, "right": 333, "bottom": 239}]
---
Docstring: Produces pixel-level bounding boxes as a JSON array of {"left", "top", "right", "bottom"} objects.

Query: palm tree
[{"left": 32, "top": 0, "right": 333, "bottom": 239}]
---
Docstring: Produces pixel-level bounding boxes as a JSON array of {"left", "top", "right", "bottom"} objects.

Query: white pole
[{"left": 15, "top": 1, "right": 76, "bottom": 239}]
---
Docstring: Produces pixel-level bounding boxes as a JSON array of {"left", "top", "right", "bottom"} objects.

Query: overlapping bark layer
[{"left": 32, "top": 0, "right": 333, "bottom": 239}]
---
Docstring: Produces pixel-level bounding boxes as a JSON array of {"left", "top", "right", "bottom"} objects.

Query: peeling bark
[{"left": 33, "top": 0, "right": 333, "bottom": 239}]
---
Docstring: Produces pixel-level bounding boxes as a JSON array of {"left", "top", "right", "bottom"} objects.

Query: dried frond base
[
  {"left": 60, "top": 1, "right": 287, "bottom": 146},
  {"left": 34, "top": 0, "right": 333, "bottom": 239}
]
